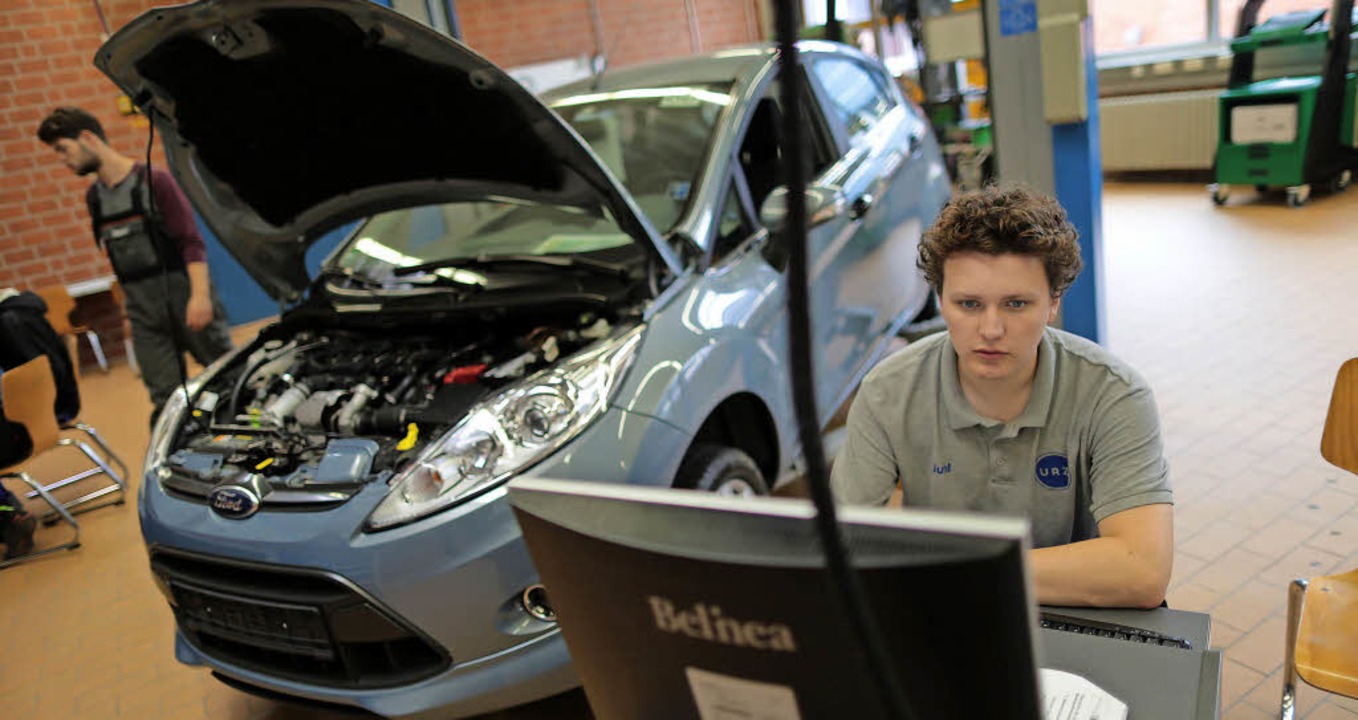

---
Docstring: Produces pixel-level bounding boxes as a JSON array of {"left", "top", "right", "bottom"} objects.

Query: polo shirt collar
[{"left": 940, "top": 329, "right": 1056, "bottom": 433}]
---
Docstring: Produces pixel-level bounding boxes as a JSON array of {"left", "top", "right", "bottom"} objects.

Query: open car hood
[{"left": 94, "top": 0, "right": 678, "bottom": 301}]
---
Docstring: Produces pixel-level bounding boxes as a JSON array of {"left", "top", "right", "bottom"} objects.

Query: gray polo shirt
[{"left": 830, "top": 327, "right": 1172, "bottom": 548}]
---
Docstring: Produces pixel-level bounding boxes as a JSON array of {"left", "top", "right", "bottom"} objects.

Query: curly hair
[
  {"left": 36, "top": 107, "right": 106, "bottom": 145},
  {"left": 917, "top": 185, "right": 1083, "bottom": 298}
]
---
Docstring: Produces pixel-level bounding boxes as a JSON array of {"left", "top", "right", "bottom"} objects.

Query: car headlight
[
  {"left": 143, "top": 351, "right": 235, "bottom": 482},
  {"left": 365, "top": 324, "right": 645, "bottom": 531},
  {"left": 144, "top": 386, "right": 190, "bottom": 478}
]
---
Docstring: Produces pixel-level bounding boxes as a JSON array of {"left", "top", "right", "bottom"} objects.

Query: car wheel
[
  {"left": 675, "top": 444, "right": 769, "bottom": 497},
  {"left": 1209, "top": 183, "right": 1229, "bottom": 206},
  {"left": 1286, "top": 185, "right": 1310, "bottom": 208}
]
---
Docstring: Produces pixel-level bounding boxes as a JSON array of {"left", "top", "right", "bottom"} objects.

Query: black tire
[{"left": 674, "top": 444, "right": 769, "bottom": 497}]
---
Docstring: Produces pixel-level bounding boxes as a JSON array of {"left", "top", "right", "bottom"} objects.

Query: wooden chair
[
  {"left": 1281, "top": 357, "right": 1358, "bottom": 718},
  {"left": 33, "top": 284, "right": 108, "bottom": 373},
  {"left": 0, "top": 357, "right": 82, "bottom": 567},
  {"left": 32, "top": 285, "right": 132, "bottom": 484},
  {"left": 4, "top": 354, "right": 126, "bottom": 521}
]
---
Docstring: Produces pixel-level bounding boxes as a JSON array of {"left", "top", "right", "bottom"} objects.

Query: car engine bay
[{"left": 158, "top": 313, "right": 617, "bottom": 507}]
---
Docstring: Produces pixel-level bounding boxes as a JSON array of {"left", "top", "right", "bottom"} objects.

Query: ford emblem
[{"left": 208, "top": 485, "right": 261, "bottom": 520}]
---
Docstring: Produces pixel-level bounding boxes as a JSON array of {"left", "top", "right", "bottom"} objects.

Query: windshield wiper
[
  {"left": 392, "top": 254, "right": 632, "bottom": 280},
  {"left": 315, "top": 267, "right": 384, "bottom": 288},
  {"left": 318, "top": 265, "right": 482, "bottom": 291}
]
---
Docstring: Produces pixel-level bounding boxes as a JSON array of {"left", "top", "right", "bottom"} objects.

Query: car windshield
[
  {"left": 330, "top": 198, "right": 636, "bottom": 281},
  {"left": 550, "top": 83, "right": 732, "bottom": 232}
]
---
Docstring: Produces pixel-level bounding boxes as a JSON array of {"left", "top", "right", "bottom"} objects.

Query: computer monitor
[{"left": 507, "top": 477, "right": 1044, "bottom": 720}]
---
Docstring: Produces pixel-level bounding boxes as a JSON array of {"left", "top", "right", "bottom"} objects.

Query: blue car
[{"left": 98, "top": 0, "right": 951, "bottom": 717}]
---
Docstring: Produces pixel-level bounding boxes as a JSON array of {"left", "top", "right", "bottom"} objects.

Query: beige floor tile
[
  {"left": 1278, "top": 466, "right": 1347, "bottom": 501},
  {"left": 1224, "top": 703, "right": 1276, "bottom": 720},
  {"left": 1327, "top": 471, "right": 1358, "bottom": 499},
  {"left": 1194, "top": 547, "right": 1276, "bottom": 595},
  {"left": 1304, "top": 511, "right": 1358, "bottom": 558},
  {"left": 1171, "top": 551, "right": 1208, "bottom": 588},
  {"left": 1222, "top": 659, "right": 1268, "bottom": 710},
  {"left": 1285, "top": 488, "right": 1358, "bottom": 529},
  {"left": 1242, "top": 667, "right": 1332, "bottom": 717},
  {"left": 1210, "top": 618, "right": 1245, "bottom": 650},
  {"left": 1232, "top": 491, "right": 1299, "bottom": 531},
  {"left": 1226, "top": 615, "right": 1289, "bottom": 675},
  {"left": 1168, "top": 580, "right": 1226, "bottom": 614},
  {"left": 1180, "top": 516, "right": 1252, "bottom": 563},
  {"left": 1256, "top": 545, "right": 1349, "bottom": 589},
  {"left": 1307, "top": 704, "right": 1358, "bottom": 720},
  {"left": 1241, "top": 516, "right": 1331, "bottom": 561},
  {"left": 1210, "top": 580, "right": 1285, "bottom": 633}
]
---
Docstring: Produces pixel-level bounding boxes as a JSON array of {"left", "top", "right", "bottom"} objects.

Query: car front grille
[{"left": 151, "top": 549, "right": 450, "bottom": 689}]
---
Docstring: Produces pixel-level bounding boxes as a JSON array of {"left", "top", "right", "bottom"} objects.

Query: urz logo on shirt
[
  {"left": 932, "top": 462, "right": 952, "bottom": 475},
  {"left": 1035, "top": 453, "right": 1071, "bottom": 489}
]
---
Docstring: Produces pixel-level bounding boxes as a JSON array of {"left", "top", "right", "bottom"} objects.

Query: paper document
[
  {"left": 1230, "top": 103, "right": 1298, "bottom": 144},
  {"left": 685, "top": 666, "right": 802, "bottom": 720},
  {"left": 1040, "top": 668, "right": 1128, "bottom": 720}
]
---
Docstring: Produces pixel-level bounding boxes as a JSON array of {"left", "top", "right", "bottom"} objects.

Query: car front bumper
[{"left": 140, "top": 406, "right": 690, "bottom": 718}]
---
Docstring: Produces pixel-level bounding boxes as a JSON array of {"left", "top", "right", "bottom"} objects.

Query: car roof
[{"left": 542, "top": 41, "right": 865, "bottom": 100}]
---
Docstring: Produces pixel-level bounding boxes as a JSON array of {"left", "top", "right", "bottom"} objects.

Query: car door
[
  {"left": 739, "top": 68, "right": 862, "bottom": 421},
  {"left": 804, "top": 53, "right": 932, "bottom": 407}
]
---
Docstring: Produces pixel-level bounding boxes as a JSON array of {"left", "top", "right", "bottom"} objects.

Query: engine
[{"left": 159, "top": 315, "right": 614, "bottom": 501}]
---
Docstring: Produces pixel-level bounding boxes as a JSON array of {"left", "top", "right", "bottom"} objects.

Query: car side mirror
[{"left": 758, "top": 186, "right": 844, "bottom": 237}]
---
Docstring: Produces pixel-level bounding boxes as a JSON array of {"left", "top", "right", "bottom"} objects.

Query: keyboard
[{"left": 1039, "top": 611, "right": 1193, "bottom": 650}]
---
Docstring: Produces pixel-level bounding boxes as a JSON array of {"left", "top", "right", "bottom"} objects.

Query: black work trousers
[{"left": 122, "top": 272, "right": 233, "bottom": 420}]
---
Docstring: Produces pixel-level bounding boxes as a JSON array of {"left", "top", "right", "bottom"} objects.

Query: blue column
[{"left": 1049, "top": 17, "right": 1104, "bottom": 343}]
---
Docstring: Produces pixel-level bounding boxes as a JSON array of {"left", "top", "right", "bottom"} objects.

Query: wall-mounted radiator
[{"left": 1099, "top": 89, "right": 1221, "bottom": 172}]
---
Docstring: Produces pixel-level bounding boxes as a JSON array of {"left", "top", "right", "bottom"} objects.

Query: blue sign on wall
[{"left": 999, "top": 0, "right": 1038, "bottom": 37}]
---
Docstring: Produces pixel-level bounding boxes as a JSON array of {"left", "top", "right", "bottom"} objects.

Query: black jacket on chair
[{"left": 0, "top": 291, "right": 81, "bottom": 423}]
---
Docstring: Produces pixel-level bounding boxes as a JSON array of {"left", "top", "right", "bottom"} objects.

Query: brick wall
[
  {"left": 459, "top": 0, "right": 764, "bottom": 70},
  {"left": 0, "top": 0, "right": 764, "bottom": 365},
  {"left": 1, "top": 0, "right": 168, "bottom": 366}
]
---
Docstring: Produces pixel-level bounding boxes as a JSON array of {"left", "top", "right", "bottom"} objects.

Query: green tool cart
[{"left": 1211, "top": 0, "right": 1357, "bottom": 207}]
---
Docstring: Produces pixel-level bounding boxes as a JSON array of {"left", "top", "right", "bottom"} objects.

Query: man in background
[{"left": 36, "top": 107, "right": 233, "bottom": 421}]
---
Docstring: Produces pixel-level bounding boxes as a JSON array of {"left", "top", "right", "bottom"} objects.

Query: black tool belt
[
  {"left": 91, "top": 169, "right": 186, "bottom": 283},
  {"left": 98, "top": 213, "right": 185, "bottom": 283}
]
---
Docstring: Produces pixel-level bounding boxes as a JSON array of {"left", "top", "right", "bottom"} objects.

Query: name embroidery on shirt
[
  {"left": 932, "top": 462, "right": 952, "bottom": 475},
  {"left": 1035, "top": 453, "right": 1070, "bottom": 489}
]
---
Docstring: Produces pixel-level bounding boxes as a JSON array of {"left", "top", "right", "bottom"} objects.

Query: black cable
[
  {"left": 143, "top": 116, "right": 194, "bottom": 417},
  {"left": 773, "top": 2, "right": 916, "bottom": 718}
]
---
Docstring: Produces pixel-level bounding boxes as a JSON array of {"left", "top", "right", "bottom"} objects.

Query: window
[
  {"left": 1218, "top": 0, "right": 1333, "bottom": 38},
  {"left": 801, "top": 0, "right": 875, "bottom": 27},
  {"left": 1093, "top": 0, "right": 1338, "bottom": 55},
  {"left": 712, "top": 179, "right": 753, "bottom": 263},
  {"left": 552, "top": 84, "right": 732, "bottom": 232},
  {"left": 809, "top": 58, "right": 895, "bottom": 143},
  {"left": 1092, "top": 0, "right": 1209, "bottom": 54}
]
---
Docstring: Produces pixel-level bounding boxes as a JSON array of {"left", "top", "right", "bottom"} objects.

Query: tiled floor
[{"left": 2, "top": 181, "right": 1356, "bottom": 719}]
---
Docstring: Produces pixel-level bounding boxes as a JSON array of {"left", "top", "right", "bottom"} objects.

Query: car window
[
  {"left": 550, "top": 84, "right": 732, "bottom": 233},
  {"left": 736, "top": 81, "right": 837, "bottom": 217},
  {"left": 332, "top": 200, "right": 634, "bottom": 279},
  {"left": 810, "top": 57, "right": 895, "bottom": 143},
  {"left": 712, "top": 178, "right": 753, "bottom": 263}
]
